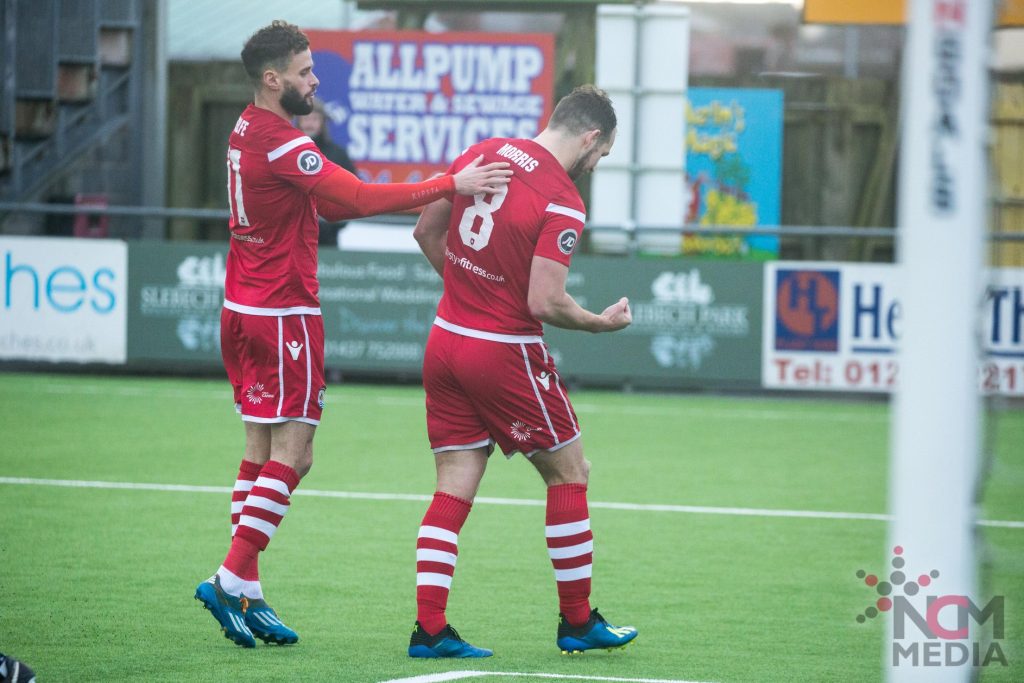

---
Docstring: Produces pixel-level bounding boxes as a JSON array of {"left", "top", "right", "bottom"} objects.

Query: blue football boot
[
  {"left": 556, "top": 608, "right": 637, "bottom": 654},
  {"left": 194, "top": 576, "right": 256, "bottom": 648},
  {"left": 0, "top": 652, "right": 37, "bottom": 683},
  {"left": 408, "top": 622, "right": 493, "bottom": 658},
  {"left": 243, "top": 597, "right": 299, "bottom": 645}
]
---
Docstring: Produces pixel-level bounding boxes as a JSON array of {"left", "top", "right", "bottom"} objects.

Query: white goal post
[{"left": 887, "top": 0, "right": 994, "bottom": 681}]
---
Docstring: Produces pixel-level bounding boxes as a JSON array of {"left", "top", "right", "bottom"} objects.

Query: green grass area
[{"left": 0, "top": 372, "right": 1021, "bottom": 682}]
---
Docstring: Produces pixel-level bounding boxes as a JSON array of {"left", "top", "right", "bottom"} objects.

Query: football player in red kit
[
  {"left": 407, "top": 86, "right": 638, "bottom": 657},
  {"left": 194, "top": 20, "right": 511, "bottom": 648}
]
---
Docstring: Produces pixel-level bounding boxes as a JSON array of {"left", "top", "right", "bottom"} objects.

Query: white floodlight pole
[{"left": 888, "top": 0, "right": 993, "bottom": 681}]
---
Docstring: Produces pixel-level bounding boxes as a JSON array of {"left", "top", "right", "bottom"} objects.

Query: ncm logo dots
[{"left": 856, "top": 546, "right": 1007, "bottom": 669}]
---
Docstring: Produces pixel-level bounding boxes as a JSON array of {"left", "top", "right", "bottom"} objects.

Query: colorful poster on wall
[
  {"left": 305, "top": 30, "right": 555, "bottom": 184},
  {"left": 684, "top": 87, "right": 784, "bottom": 260}
]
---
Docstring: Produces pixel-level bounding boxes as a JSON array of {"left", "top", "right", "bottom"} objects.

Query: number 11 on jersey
[{"left": 227, "top": 147, "right": 249, "bottom": 227}]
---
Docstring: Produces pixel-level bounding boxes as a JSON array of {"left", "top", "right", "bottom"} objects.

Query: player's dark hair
[
  {"left": 548, "top": 85, "right": 617, "bottom": 141},
  {"left": 241, "top": 20, "right": 310, "bottom": 87}
]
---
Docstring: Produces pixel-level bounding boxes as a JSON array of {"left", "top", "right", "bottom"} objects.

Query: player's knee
[
  {"left": 294, "top": 456, "right": 313, "bottom": 479},
  {"left": 582, "top": 457, "right": 592, "bottom": 483}
]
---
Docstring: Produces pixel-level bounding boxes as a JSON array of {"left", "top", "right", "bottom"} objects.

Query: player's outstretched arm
[
  {"left": 528, "top": 256, "right": 632, "bottom": 333},
  {"left": 414, "top": 198, "right": 453, "bottom": 277},
  {"left": 312, "top": 159, "right": 509, "bottom": 222}
]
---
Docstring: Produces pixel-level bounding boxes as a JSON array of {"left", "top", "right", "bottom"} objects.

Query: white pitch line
[
  {"left": 1, "top": 477, "right": 1021, "bottom": 528},
  {"left": 377, "top": 672, "right": 712, "bottom": 683},
  {"left": 29, "top": 383, "right": 887, "bottom": 421}
]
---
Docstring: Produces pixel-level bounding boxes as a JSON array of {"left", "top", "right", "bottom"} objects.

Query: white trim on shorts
[
  {"left": 544, "top": 344, "right": 579, "bottom": 433},
  {"left": 431, "top": 438, "right": 496, "bottom": 455},
  {"left": 301, "top": 315, "right": 312, "bottom": 418},
  {"left": 241, "top": 414, "right": 320, "bottom": 426},
  {"left": 224, "top": 299, "right": 322, "bottom": 317},
  {"left": 520, "top": 342, "right": 559, "bottom": 444},
  {"left": 276, "top": 317, "right": 286, "bottom": 417},
  {"left": 523, "top": 432, "right": 582, "bottom": 459},
  {"left": 433, "top": 316, "right": 543, "bottom": 344}
]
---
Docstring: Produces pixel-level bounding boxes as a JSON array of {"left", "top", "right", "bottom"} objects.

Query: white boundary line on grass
[
  {"left": 1, "top": 477, "right": 1022, "bottom": 528},
  {"left": 35, "top": 384, "right": 887, "bottom": 422},
  {"left": 377, "top": 671, "right": 712, "bottom": 683}
]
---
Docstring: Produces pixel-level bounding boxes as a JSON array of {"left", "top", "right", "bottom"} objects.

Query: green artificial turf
[{"left": 0, "top": 372, "right": 1020, "bottom": 682}]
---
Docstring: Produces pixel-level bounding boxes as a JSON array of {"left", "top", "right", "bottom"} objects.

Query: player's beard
[
  {"left": 567, "top": 148, "right": 595, "bottom": 180},
  {"left": 281, "top": 83, "right": 314, "bottom": 116}
]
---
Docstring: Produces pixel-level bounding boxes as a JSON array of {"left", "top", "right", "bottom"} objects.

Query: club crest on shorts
[
  {"left": 297, "top": 149, "right": 323, "bottom": 175},
  {"left": 245, "top": 382, "right": 275, "bottom": 405},
  {"left": 510, "top": 420, "right": 537, "bottom": 442},
  {"left": 317, "top": 386, "right": 326, "bottom": 409},
  {"left": 557, "top": 229, "right": 578, "bottom": 255}
]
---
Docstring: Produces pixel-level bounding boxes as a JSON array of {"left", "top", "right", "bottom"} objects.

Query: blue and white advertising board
[
  {"left": 0, "top": 237, "right": 127, "bottom": 364},
  {"left": 762, "top": 262, "right": 1024, "bottom": 396}
]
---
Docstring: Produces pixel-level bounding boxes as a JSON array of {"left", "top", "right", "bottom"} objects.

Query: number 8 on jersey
[{"left": 458, "top": 185, "right": 509, "bottom": 251}]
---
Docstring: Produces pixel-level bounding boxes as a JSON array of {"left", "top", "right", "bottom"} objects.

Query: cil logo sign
[{"left": 774, "top": 269, "right": 840, "bottom": 352}]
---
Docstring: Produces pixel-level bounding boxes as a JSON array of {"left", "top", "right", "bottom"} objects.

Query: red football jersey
[
  {"left": 436, "top": 138, "right": 585, "bottom": 339},
  {"left": 223, "top": 104, "right": 341, "bottom": 315}
]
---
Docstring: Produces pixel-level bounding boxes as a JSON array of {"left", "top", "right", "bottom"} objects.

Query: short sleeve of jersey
[
  {"left": 445, "top": 145, "right": 478, "bottom": 176},
  {"left": 267, "top": 137, "right": 341, "bottom": 193},
  {"left": 534, "top": 204, "right": 585, "bottom": 267}
]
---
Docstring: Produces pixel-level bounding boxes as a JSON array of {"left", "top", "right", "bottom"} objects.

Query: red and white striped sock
[
  {"left": 231, "top": 458, "right": 263, "bottom": 537},
  {"left": 415, "top": 492, "right": 472, "bottom": 635},
  {"left": 546, "top": 483, "right": 593, "bottom": 626},
  {"left": 217, "top": 459, "right": 301, "bottom": 599}
]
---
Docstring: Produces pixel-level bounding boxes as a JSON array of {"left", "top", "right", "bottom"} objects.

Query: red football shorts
[
  {"left": 423, "top": 326, "right": 581, "bottom": 457},
  {"left": 221, "top": 309, "right": 326, "bottom": 425}
]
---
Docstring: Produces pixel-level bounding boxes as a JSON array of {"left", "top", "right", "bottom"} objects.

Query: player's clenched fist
[{"left": 599, "top": 297, "right": 632, "bottom": 332}]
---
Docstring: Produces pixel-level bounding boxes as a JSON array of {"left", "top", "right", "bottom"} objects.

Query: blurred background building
[{"left": 1, "top": 0, "right": 1021, "bottom": 263}]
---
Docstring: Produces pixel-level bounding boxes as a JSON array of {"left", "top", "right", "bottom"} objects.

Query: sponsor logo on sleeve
[
  {"left": 557, "top": 229, "right": 578, "bottom": 255},
  {"left": 297, "top": 150, "right": 324, "bottom": 175}
]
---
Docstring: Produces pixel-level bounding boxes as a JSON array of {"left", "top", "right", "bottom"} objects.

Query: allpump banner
[
  {"left": 0, "top": 236, "right": 127, "bottom": 364},
  {"left": 304, "top": 29, "right": 555, "bottom": 184}
]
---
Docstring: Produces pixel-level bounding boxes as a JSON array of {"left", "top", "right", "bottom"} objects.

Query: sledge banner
[{"left": 305, "top": 30, "right": 556, "bottom": 184}]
